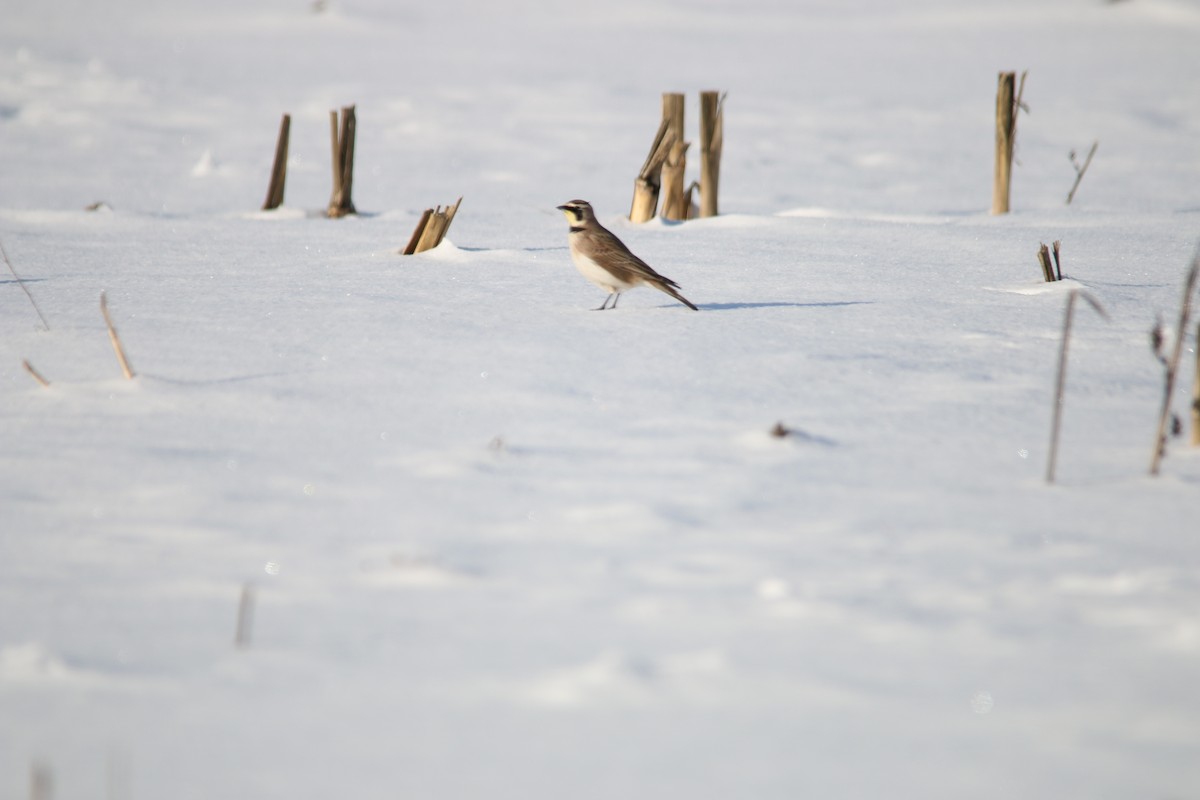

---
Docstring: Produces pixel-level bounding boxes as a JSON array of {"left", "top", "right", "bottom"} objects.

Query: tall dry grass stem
[
  {"left": 1066, "top": 141, "right": 1098, "bottom": 205},
  {"left": 2, "top": 237, "right": 50, "bottom": 330},
  {"left": 99, "top": 291, "right": 135, "bottom": 380},
  {"left": 1150, "top": 252, "right": 1199, "bottom": 474},
  {"left": 22, "top": 360, "right": 50, "bottom": 388},
  {"left": 1046, "top": 289, "right": 1108, "bottom": 484}
]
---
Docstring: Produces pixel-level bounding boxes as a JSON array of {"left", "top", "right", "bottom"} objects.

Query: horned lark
[{"left": 556, "top": 199, "right": 698, "bottom": 310}]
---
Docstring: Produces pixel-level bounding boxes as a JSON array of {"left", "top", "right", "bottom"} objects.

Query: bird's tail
[{"left": 654, "top": 280, "right": 699, "bottom": 311}]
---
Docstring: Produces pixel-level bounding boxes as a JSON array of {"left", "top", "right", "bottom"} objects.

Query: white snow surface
[{"left": 3, "top": 0, "right": 1200, "bottom": 798}]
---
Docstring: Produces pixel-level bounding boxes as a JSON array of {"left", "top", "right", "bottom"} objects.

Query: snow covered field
[{"left": 3, "top": 0, "right": 1199, "bottom": 797}]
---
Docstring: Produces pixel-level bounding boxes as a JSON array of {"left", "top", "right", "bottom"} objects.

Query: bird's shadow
[
  {"left": 695, "top": 300, "right": 873, "bottom": 311},
  {"left": 456, "top": 245, "right": 568, "bottom": 253}
]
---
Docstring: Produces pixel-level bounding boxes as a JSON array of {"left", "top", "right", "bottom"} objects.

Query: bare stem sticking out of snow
[
  {"left": 698, "top": 90, "right": 725, "bottom": 218},
  {"left": 659, "top": 94, "right": 688, "bottom": 221},
  {"left": 630, "top": 106, "right": 676, "bottom": 223},
  {"left": 100, "top": 291, "right": 135, "bottom": 380},
  {"left": 1, "top": 237, "right": 50, "bottom": 330},
  {"left": 1150, "top": 251, "right": 1199, "bottom": 474},
  {"left": 327, "top": 105, "right": 357, "bottom": 218},
  {"left": 403, "top": 197, "right": 463, "bottom": 254},
  {"left": 1037, "top": 240, "right": 1064, "bottom": 282},
  {"left": 1192, "top": 320, "right": 1200, "bottom": 447},
  {"left": 22, "top": 359, "right": 50, "bottom": 388},
  {"left": 1066, "top": 141, "right": 1098, "bottom": 205},
  {"left": 1046, "top": 289, "right": 1108, "bottom": 484},
  {"left": 991, "top": 70, "right": 1027, "bottom": 215},
  {"left": 262, "top": 113, "right": 291, "bottom": 211}
]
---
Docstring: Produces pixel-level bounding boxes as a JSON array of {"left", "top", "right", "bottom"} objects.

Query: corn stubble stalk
[
  {"left": 630, "top": 115, "right": 676, "bottom": 223},
  {"left": 699, "top": 90, "right": 725, "bottom": 218},
  {"left": 1046, "top": 289, "right": 1108, "bottom": 484},
  {"left": 1149, "top": 251, "right": 1199, "bottom": 475},
  {"left": 1037, "top": 243, "right": 1054, "bottom": 282},
  {"left": 660, "top": 140, "right": 690, "bottom": 221},
  {"left": 100, "top": 291, "right": 135, "bottom": 380},
  {"left": 327, "top": 105, "right": 357, "bottom": 218},
  {"left": 991, "top": 71, "right": 1026, "bottom": 215},
  {"left": 402, "top": 197, "right": 462, "bottom": 255},
  {"left": 1037, "top": 240, "right": 1063, "bottom": 282},
  {"left": 261, "top": 113, "right": 291, "bottom": 210},
  {"left": 659, "top": 93, "right": 688, "bottom": 221}
]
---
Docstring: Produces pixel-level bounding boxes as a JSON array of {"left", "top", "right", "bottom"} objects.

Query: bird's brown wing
[{"left": 584, "top": 222, "right": 684, "bottom": 289}]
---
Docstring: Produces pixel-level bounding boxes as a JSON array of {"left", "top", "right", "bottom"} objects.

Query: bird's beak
[{"left": 555, "top": 205, "right": 568, "bottom": 212}]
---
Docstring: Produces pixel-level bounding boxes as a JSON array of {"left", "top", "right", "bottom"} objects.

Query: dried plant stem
[
  {"left": 1192, "top": 319, "right": 1200, "bottom": 447},
  {"left": 659, "top": 93, "right": 687, "bottom": 221},
  {"left": 100, "top": 291, "right": 135, "bottom": 380},
  {"left": 698, "top": 90, "right": 725, "bottom": 218},
  {"left": 403, "top": 197, "right": 463, "bottom": 255},
  {"left": 630, "top": 116, "right": 675, "bottom": 223},
  {"left": 22, "top": 360, "right": 50, "bottom": 388},
  {"left": 403, "top": 209, "right": 434, "bottom": 255},
  {"left": 1150, "top": 253, "right": 1199, "bottom": 474},
  {"left": 991, "top": 71, "right": 1027, "bottom": 215},
  {"left": 992, "top": 72, "right": 1016, "bottom": 214},
  {"left": 1037, "top": 243, "right": 1055, "bottom": 282},
  {"left": 2, "top": 237, "right": 50, "bottom": 330},
  {"left": 235, "top": 582, "right": 255, "bottom": 648},
  {"left": 1038, "top": 240, "right": 1064, "bottom": 282},
  {"left": 262, "top": 113, "right": 291, "bottom": 210},
  {"left": 327, "top": 105, "right": 357, "bottom": 217},
  {"left": 660, "top": 141, "right": 690, "bottom": 221},
  {"left": 1047, "top": 289, "right": 1107, "bottom": 484},
  {"left": 1066, "top": 140, "right": 1098, "bottom": 205}
]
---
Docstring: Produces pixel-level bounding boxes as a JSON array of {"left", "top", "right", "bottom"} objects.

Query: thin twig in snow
[
  {"left": 1150, "top": 251, "right": 1199, "bottom": 475},
  {"left": 1066, "top": 141, "right": 1098, "bottom": 205},
  {"left": 1, "top": 237, "right": 50, "bottom": 330},
  {"left": 1192, "top": 320, "right": 1200, "bottom": 447},
  {"left": 100, "top": 291, "right": 136, "bottom": 380},
  {"left": 22, "top": 360, "right": 51, "bottom": 388},
  {"left": 1047, "top": 289, "right": 1108, "bottom": 484}
]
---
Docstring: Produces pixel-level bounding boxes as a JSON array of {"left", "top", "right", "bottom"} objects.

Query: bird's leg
[
  {"left": 610, "top": 293, "right": 620, "bottom": 309},
  {"left": 593, "top": 293, "right": 616, "bottom": 311}
]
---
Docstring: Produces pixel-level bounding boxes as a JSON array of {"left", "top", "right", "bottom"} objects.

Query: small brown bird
[{"left": 556, "top": 199, "right": 698, "bottom": 310}]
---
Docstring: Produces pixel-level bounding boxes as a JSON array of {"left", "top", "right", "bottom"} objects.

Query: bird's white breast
[{"left": 570, "top": 241, "right": 633, "bottom": 292}]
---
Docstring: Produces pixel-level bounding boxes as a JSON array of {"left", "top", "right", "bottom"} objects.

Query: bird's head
[{"left": 556, "top": 199, "right": 594, "bottom": 226}]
